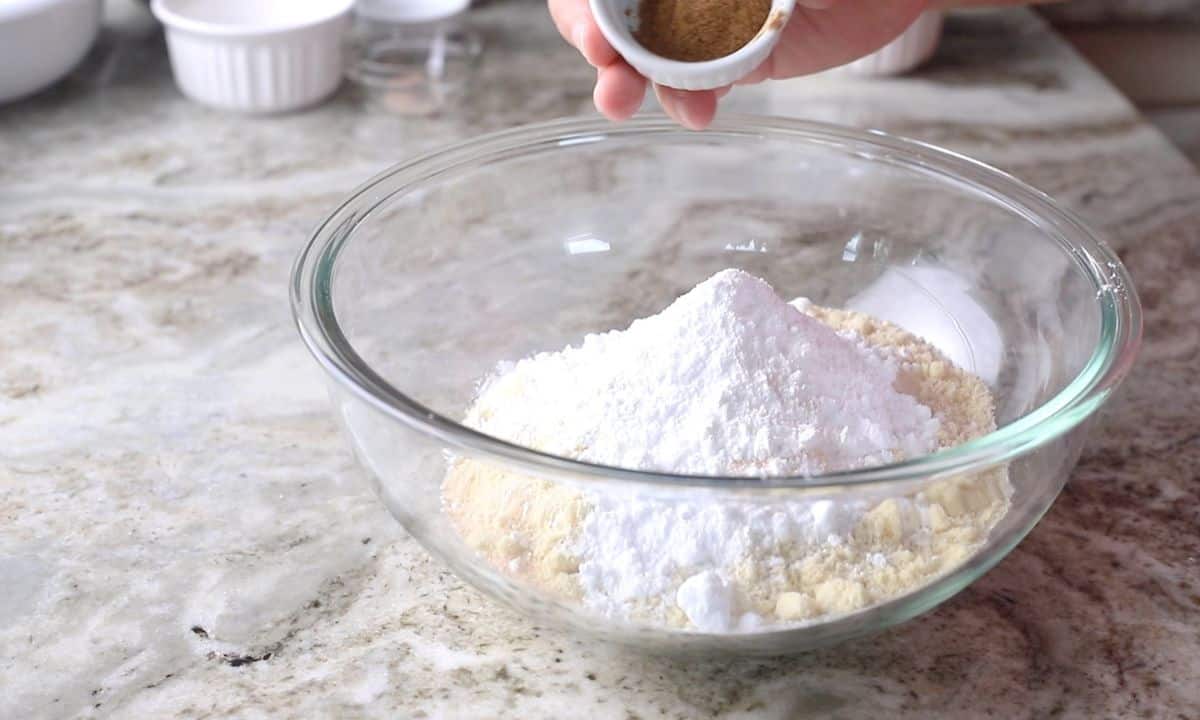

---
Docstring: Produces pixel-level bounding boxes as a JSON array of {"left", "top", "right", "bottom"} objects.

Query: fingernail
[
  {"left": 592, "top": 69, "right": 606, "bottom": 115},
  {"left": 656, "top": 90, "right": 679, "bottom": 124},
  {"left": 573, "top": 23, "right": 587, "bottom": 51},
  {"left": 677, "top": 99, "right": 703, "bottom": 130}
]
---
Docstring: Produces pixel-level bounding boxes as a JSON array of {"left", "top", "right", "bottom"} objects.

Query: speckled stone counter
[{"left": 2, "top": 4, "right": 1198, "bottom": 718}]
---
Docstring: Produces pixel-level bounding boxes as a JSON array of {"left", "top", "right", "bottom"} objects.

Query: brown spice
[{"left": 634, "top": 0, "right": 772, "bottom": 62}]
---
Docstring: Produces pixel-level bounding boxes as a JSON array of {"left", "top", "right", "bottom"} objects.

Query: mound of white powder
[
  {"left": 467, "top": 269, "right": 939, "bottom": 476},
  {"left": 444, "top": 269, "right": 1010, "bottom": 632}
]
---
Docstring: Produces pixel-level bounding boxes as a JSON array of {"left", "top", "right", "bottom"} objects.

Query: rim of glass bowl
[{"left": 291, "top": 114, "right": 1142, "bottom": 490}]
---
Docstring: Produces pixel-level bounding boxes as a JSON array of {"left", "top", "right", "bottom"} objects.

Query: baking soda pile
[{"left": 444, "top": 270, "right": 1009, "bottom": 632}]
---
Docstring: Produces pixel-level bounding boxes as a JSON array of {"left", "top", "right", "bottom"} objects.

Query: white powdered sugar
[
  {"left": 573, "top": 493, "right": 866, "bottom": 631},
  {"left": 468, "top": 269, "right": 940, "bottom": 477},
  {"left": 449, "top": 269, "right": 1008, "bottom": 633}
]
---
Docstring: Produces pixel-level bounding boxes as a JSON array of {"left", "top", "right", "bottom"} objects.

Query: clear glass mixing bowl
[{"left": 291, "top": 116, "right": 1141, "bottom": 654}]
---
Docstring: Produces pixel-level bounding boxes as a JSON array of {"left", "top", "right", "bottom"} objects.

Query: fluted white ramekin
[
  {"left": 151, "top": 0, "right": 353, "bottom": 113},
  {"left": 843, "top": 10, "right": 943, "bottom": 77}
]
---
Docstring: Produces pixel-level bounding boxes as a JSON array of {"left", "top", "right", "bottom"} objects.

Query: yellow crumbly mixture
[{"left": 443, "top": 305, "right": 1010, "bottom": 628}]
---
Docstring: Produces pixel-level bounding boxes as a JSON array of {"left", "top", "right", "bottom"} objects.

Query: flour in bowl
[{"left": 443, "top": 269, "right": 1009, "bottom": 632}]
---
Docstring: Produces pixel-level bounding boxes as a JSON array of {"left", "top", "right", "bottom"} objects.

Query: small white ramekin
[
  {"left": 151, "top": 0, "right": 354, "bottom": 113},
  {"left": 0, "top": 0, "right": 102, "bottom": 104},
  {"left": 590, "top": 0, "right": 796, "bottom": 91},
  {"left": 842, "top": 10, "right": 943, "bottom": 77}
]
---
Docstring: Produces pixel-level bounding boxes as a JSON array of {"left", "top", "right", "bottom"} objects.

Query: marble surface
[
  {"left": 1150, "top": 107, "right": 1200, "bottom": 166},
  {"left": 2, "top": 4, "right": 1199, "bottom": 718}
]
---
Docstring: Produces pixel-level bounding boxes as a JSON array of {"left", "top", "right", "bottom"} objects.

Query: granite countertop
[{"left": 2, "top": 3, "right": 1199, "bottom": 718}]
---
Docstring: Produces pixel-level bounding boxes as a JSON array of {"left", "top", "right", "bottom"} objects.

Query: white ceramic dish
[
  {"left": 842, "top": 10, "right": 943, "bottom": 77},
  {"left": 0, "top": 0, "right": 102, "bottom": 104},
  {"left": 589, "top": 0, "right": 796, "bottom": 91},
  {"left": 151, "top": 0, "right": 353, "bottom": 113}
]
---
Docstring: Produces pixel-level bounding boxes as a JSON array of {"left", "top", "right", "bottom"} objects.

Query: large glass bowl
[{"left": 291, "top": 116, "right": 1140, "bottom": 654}]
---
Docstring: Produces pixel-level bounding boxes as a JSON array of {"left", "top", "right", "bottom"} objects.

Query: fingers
[
  {"left": 595, "top": 62, "right": 648, "bottom": 121},
  {"left": 736, "top": 58, "right": 774, "bottom": 86},
  {"left": 548, "top": 0, "right": 618, "bottom": 67},
  {"left": 576, "top": 19, "right": 620, "bottom": 67},
  {"left": 654, "top": 85, "right": 719, "bottom": 131}
]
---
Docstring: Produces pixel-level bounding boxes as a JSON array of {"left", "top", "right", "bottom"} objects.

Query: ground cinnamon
[{"left": 634, "top": 0, "right": 772, "bottom": 62}]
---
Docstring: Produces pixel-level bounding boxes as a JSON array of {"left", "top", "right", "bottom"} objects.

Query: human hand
[{"left": 549, "top": 0, "right": 1054, "bottom": 130}]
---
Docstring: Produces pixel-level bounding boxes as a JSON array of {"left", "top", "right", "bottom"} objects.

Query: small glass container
[{"left": 345, "top": 0, "right": 482, "bottom": 115}]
